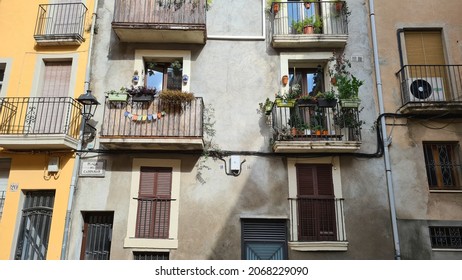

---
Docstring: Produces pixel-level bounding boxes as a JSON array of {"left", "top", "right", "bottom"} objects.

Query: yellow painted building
[{"left": 0, "top": 0, "right": 95, "bottom": 260}]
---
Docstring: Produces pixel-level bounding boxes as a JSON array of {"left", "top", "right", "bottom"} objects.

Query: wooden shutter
[
  {"left": 296, "top": 164, "right": 336, "bottom": 241},
  {"left": 136, "top": 167, "right": 172, "bottom": 239},
  {"left": 404, "top": 31, "right": 445, "bottom": 65},
  {"left": 40, "top": 61, "right": 72, "bottom": 98}
]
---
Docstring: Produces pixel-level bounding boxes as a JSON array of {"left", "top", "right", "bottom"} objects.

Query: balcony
[
  {"left": 397, "top": 65, "right": 462, "bottom": 116},
  {"left": 270, "top": 1, "right": 348, "bottom": 49},
  {"left": 112, "top": 0, "right": 207, "bottom": 44},
  {"left": 289, "top": 197, "right": 347, "bottom": 251},
  {"left": 0, "top": 97, "right": 82, "bottom": 150},
  {"left": 100, "top": 97, "right": 204, "bottom": 150},
  {"left": 34, "top": 3, "right": 88, "bottom": 46},
  {"left": 271, "top": 101, "right": 361, "bottom": 153}
]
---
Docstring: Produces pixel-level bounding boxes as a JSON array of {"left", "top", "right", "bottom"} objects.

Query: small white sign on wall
[{"left": 79, "top": 160, "right": 106, "bottom": 177}]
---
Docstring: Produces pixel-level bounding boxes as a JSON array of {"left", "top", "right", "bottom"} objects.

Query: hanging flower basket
[
  {"left": 275, "top": 98, "right": 296, "bottom": 108},
  {"left": 317, "top": 98, "right": 338, "bottom": 108},
  {"left": 107, "top": 92, "right": 128, "bottom": 102},
  {"left": 340, "top": 98, "right": 361, "bottom": 108}
]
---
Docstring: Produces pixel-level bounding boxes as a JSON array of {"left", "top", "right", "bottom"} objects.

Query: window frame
[
  {"left": 429, "top": 226, "right": 462, "bottom": 250},
  {"left": 124, "top": 159, "right": 181, "bottom": 249},
  {"left": 287, "top": 157, "right": 348, "bottom": 251},
  {"left": 0, "top": 60, "right": 12, "bottom": 96},
  {"left": 134, "top": 50, "right": 191, "bottom": 93}
]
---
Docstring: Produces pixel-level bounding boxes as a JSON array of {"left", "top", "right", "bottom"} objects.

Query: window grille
[
  {"left": 133, "top": 251, "right": 169, "bottom": 260},
  {"left": 429, "top": 226, "right": 462, "bottom": 249},
  {"left": 15, "top": 191, "right": 55, "bottom": 260},
  {"left": 80, "top": 212, "right": 114, "bottom": 260},
  {"left": 423, "top": 142, "right": 462, "bottom": 190}
]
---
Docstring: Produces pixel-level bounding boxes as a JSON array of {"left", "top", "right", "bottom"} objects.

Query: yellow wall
[
  {"left": 0, "top": 153, "right": 76, "bottom": 259},
  {"left": 0, "top": 0, "right": 95, "bottom": 259}
]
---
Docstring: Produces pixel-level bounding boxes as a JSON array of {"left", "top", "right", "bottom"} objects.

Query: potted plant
[
  {"left": 297, "top": 94, "right": 317, "bottom": 106},
  {"left": 336, "top": 74, "right": 363, "bottom": 108},
  {"left": 316, "top": 90, "right": 338, "bottom": 107},
  {"left": 159, "top": 89, "right": 195, "bottom": 107},
  {"left": 275, "top": 83, "right": 301, "bottom": 107},
  {"left": 106, "top": 87, "right": 128, "bottom": 102},
  {"left": 292, "top": 15, "right": 322, "bottom": 34},
  {"left": 288, "top": 114, "right": 308, "bottom": 136},
  {"left": 328, "top": 52, "right": 364, "bottom": 108},
  {"left": 127, "top": 86, "right": 157, "bottom": 102},
  {"left": 259, "top": 97, "right": 274, "bottom": 115},
  {"left": 333, "top": 107, "right": 365, "bottom": 140},
  {"left": 266, "top": 0, "right": 282, "bottom": 14}
]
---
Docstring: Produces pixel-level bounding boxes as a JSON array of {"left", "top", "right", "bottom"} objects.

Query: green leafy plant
[
  {"left": 259, "top": 97, "right": 274, "bottom": 116},
  {"left": 315, "top": 90, "right": 337, "bottom": 101},
  {"left": 292, "top": 15, "right": 322, "bottom": 34},
  {"left": 336, "top": 75, "right": 363, "bottom": 100}
]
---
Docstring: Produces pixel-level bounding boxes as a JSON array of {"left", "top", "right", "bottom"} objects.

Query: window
[
  {"left": 15, "top": 191, "right": 55, "bottom": 260},
  {"left": 0, "top": 159, "right": 11, "bottom": 221},
  {"left": 429, "top": 226, "right": 462, "bottom": 249},
  {"left": 136, "top": 167, "right": 172, "bottom": 239},
  {"left": 0, "top": 63, "right": 5, "bottom": 94},
  {"left": 133, "top": 251, "right": 169, "bottom": 260},
  {"left": 423, "top": 142, "right": 462, "bottom": 190},
  {"left": 241, "top": 219, "right": 288, "bottom": 260},
  {"left": 295, "top": 164, "right": 336, "bottom": 241},
  {"left": 145, "top": 60, "right": 182, "bottom": 91},
  {"left": 287, "top": 158, "right": 347, "bottom": 251},
  {"left": 134, "top": 50, "right": 191, "bottom": 93},
  {"left": 80, "top": 212, "right": 113, "bottom": 260},
  {"left": 125, "top": 159, "right": 180, "bottom": 249}
]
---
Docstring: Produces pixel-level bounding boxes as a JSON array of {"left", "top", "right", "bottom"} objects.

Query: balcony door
[
  {"left": 403, "top": 30, "right": 449, "bottom": 101},
  {"left": 29, "top": 61, "right": 72, "bottom": 134}
]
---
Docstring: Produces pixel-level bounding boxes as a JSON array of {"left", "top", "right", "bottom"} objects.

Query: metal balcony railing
[
  {"left": 271, "top": 1, "right": 348, "bottom": 36},
  {"left": 271, "top": 102, "right": 362, "bottom": 142},
  {"left": 34, "top": 3, "right": 88, "bottom": 44},
  {"left": 397, "top": 65, "right": 462, "bottom": 105},
  {"left": 113, "top": 0, "right": 206, "bottom": 26},
  {"left": 135, "top": 197, "right": 172, "bottom": 239},
  {"left": 0, "top": 97, "right": 82, "bottom": 139},
  {"left": 101, "top": 97, "right": 203, "bottom": 138},
  {"left": 289, "top": 197, "right": 346, "bottom": 242},
  {"left": 0, "top": 191, "right": 5, "bottom": 221}
]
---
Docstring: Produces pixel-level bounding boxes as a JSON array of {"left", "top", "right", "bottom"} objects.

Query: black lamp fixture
[{"left": 76, "top": 90, "right": 100, "bottom": 121}]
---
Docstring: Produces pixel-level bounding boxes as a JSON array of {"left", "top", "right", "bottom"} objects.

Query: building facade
[
  {"left": 0, "top": 0, "right": 96, "bottom": 259},
  {"left": 373, "top": 0, "right": 462, "bottom": 259},
  {"left": 2, "top": 0, "right": 460, "bottom": 261},
  {"left": 65, "top": 0, "right": 395, "bottom": 260}
]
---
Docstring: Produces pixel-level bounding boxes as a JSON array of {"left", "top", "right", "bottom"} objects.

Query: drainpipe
[
  {"left": 61, "top": 0, "right": 99, "bottom": 260},
  {"left": 368, "top": 0, "right": 401, "bottom": 260}
]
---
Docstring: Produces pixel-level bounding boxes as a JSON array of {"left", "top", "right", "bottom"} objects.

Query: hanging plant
[{"left": 159, "top": 89, "right": 195, "bottom": 107}]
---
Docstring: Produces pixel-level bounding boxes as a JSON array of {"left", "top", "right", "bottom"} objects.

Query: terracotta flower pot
[
  {"left": 272, "top": 3, "right": 279, "bottom": 14},
  {"left": 282, "top": 75, "right": 289, "bottom": 86},
  {"left": 303, "top": 25, "right": 314, "bottom": 34},
  {"left": 304, "top": 2, "right": 311, "bottom": 9}
]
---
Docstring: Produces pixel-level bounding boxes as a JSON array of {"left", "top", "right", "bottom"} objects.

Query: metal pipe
[
  {"left": 368, "top": 0, "right": 401, "bottom": 260},
  {"left": 61, "top": 0, "right": 99, "bottom": 260}
]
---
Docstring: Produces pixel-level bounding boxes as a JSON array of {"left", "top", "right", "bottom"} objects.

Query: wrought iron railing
[
  {"left": 113, "top": 0, "right": 206, "bottom": 26},
  {"left": 0, "top": 97, "right": 82, "bottom": 139},
  {"left": 34, "top": 3, "right": 88, "bottom": 42},
  {"left": 135, "top": 197, "right": 173, "bottom": 239},
  {"left": 101, "top": 97, "right": 203, "bottom": 138},
  {"left": 0, "top": 191, "right": 5, "bottom": 221},
  {"left": 289, "top": 197, "right": 346, "bottom": 242},
  {"left": 271, "top": 102, "right": 362, "bottom": 142},
  {"left": 397, "top": 65, "right": 462, "bottom": 105},
  {"left": 271, "top": 1, "right": 348, "bottom": 36}
]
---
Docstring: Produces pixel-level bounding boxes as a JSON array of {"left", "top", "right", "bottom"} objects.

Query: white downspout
[
  {"left": 368, "top": 0, "right": 401, "bottom": 260},
  {"left": 61, "top": 0, "right": 99, "bottom": 260}
]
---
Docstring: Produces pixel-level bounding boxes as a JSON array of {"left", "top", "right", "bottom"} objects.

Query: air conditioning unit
[{"left": 407, "top": 77, "right": 445, "bottom": 102}]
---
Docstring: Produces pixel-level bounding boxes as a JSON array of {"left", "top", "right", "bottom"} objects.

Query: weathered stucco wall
[{"left": 67, "top": 0, "right": 396, "bottom": 260}]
